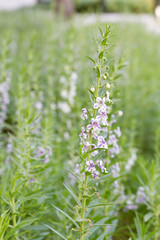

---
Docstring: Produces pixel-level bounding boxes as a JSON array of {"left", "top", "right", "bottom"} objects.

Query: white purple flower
[
  {"left": 96, "top": 108, "right": 108, "bottom": 126},
  {"left": 82, "top": 141, "right": 90, "bottom": 153},
  {"left": 91, "top": 144, "right": 98, "bottom": 156},
  {"left": 92, "top": 170, "right": 99, "bottom": 179},
  {"left": 35, "top": 145, "right": 52, "bottom": 163},
  {"left": 97, "top": 136, "right": 108, "bottom": 149},
  {"left": 135, "top": 186, "right": 148, "bottom": 204},
  {"left": 96, "top": 160, "right": 108, "bottom": 173},
  {"left": 109, "top": 144, "right": 120, "bottom": 158},
  {"left": 114, "top": 127, "right": 121, "bottom": 138},
  {"left": 106, "top": 91, "right": 112, "bottom": 103},
  {"left": 112, "top": 163, "right": 120, "bottom": 178},
  {"left": 0, "top": 80, "right": 10, "bottom": 124},
  {"left": 35, "top": 101, "right": 43, "bottom": 111},
  {"left": 81, "top": 108, "right": 88, "bottom": 120},
  {"left": 86, "top": 160, "right": 95, "bottom": 172},
  {"left": 79, "top": 127, "right": 87, "bottom": 142},
  {"left": 108, "top": 134, "right": 118, "bottom": 145},
  {"left": 87, "top": 118, "right": 101, "bottom": 132},
  {"left": 35, "top": 146, "right": 46, "bottom": 158},
  {"left": 94, "top": 97, "right": 106, "bottom": 110}
]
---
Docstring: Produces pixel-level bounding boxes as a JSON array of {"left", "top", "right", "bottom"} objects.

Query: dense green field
[{"left": 0, "top": 8, "right": 160, "bottom": 240}]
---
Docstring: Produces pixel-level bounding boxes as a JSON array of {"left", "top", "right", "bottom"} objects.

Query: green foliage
[
  {"left": 106, "top": 0, "right": 154, "bottom": 13},
  {"left": 75, "top": 0, "right": 154, "bottom": 13},
  {"left": 0, "top": 7, "right": 160, "bottom": 240}
]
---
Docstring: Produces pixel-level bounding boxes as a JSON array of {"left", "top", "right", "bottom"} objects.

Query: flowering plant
[{"left": 73, "top": 26, "right": 124, "bottom": 239}]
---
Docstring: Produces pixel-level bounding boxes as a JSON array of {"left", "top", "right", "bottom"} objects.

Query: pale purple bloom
[
  {"left": 92, "top": 131, "right": 99, "bottom": 139},
  {"left": 94, "top": 97, "right": 106, "bottom": 109},
  {"left": 108, "top": 134, "right": 118, "bottom": 145},
  {"left": 81, "top": 108, "right": 88, "bottom": 120},
  {"left": 92, "top": 170, "right": 99, "bottom": 179},
  {"left": 6, "top": 143, "right": 13, "bottom": 153},
  {"left": 112, "top": 163, "right": 120, "bottom": 178},
  {"left": 124, "top": 200, "right": 138, "bottom": 211},
  {"left": 79, "top": 127, "right": 87, "bottom": 142},
  {"left": 0, "top": 80, "right": 10, "bottom": 124},
  {"left": 109, "top": 144, "right": 120, "bottom": 158},
  {"left": 82, "top": 141, "right": 90, "bottom": 153},
  {"left": 114, "top": 127, "right": 121, "bottom": 138},
  {"left": 35, "top": 146, "right": 52, "bottom": 163},
  {"left": 136, "top": 187, "right": 148, "bottom": 204},
  {"left": 44, "top": 154, "right": 50, "bottom": 163},
  {"left": 35, "top": 101, "right": 43, "bottom": 111},
  {"left": 96, "top": 108, "right": 108, "bottom": 126},
  {"left": 97, "top": 136, "right": 108, "bottom": 149},
  {"left": 110, "top": 114, "right": 116, "bottom": 126},
  {"left": 91, "top": 144, "right": 98, "bottom": 156},
  {"left": 87, "top": 118, "right": 101, "bottom": 131},
  {"left": 114, "top": 180, "right": 119, "bottom": 188},
  {"left": 96, "top": 160, "right": 108, "bottom": 173},
  {"left": 43, "top": 146, "right": 52, "bottom": 163},
  {"left": 124, "top": 205, "right": 138, "bottom": 211},
  {"left": 29, "top": 178, "right": 35, "bottom": 183},
  {"left": 46, "top": 146, "right": 52, "bottom": 156},
  {"left": 35, "top": 147, "right": 46, "bottom": 158},
  {"left": 86, "top": 160, "right": 95, "bottom": 172}
]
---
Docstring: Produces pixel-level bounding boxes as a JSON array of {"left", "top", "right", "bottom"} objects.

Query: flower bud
[
  {"left": 106, "top": 83, "right": 110, "bottom": 89},
  {"left": 90, "top": 87, "right": 95, "bottom": 92},
  {"left": 102, "top": 75, "right": 107, "bottom": 80},
  {"left": 105, "top": 73, "right": 109, "bottom": 78}
]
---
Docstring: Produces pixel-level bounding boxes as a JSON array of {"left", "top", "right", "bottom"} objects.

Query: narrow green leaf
[
  {"left": 102, "top": 38, "right": 107, "bottom": 46},
  {"left": 87, "top": 56, "right": 95, "bottom": 64},
  {"left": 96, "top": 67, "right": 100, "bottom": 78},
  {"left": 92, "top": 37, "right": 99, "bottom": 46},
  {"left": 51, "top": 204, "right": 79, "bottom": 228},
  {"left": 72, "top": 148, "right": 85, "bottom": 163},
  {"left": 96, "top": 231, "right": 107, "bottom": 240},
  {"left": 63, "top": 184, "right": 82, "bottom": 207},
  {"left": 44, "top": 224, "right": 67, "bottom": 240},
  {"left": 99, "top": 51, "right": 104, "bottom": 59},
  {"left": 65, "top": 168, "right": 82, "bottom": 184},
  {"left": 98, "top": 27, "right": 103, "bottom": 37},
  {"left": 87, "top": 203, "right": 114, "bottom": 208},
  {"left": 144, "top": 212, "right": 153, "bottom": 222},
  {"left": 4, "top": 218, "right": 37, "bottom": 240}
]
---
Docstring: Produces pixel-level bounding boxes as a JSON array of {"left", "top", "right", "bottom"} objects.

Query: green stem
[
  {"left": 12, "top": 197, "right": 18, "bottom": 239},
  {"left": 154, "top": 209, "right": 159, "bottom": 240},
  {"left": 80, "top": 175, "right": 88, "bottom": 240},
  {"left": 80, "top": 47, "right": 102, "bottom": 239},
  {"left": 150, "top": 183, "right": 159, "bottom": 240},
  {"left": 25, "top": 120, "right": 30, "bottom": 178}
]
